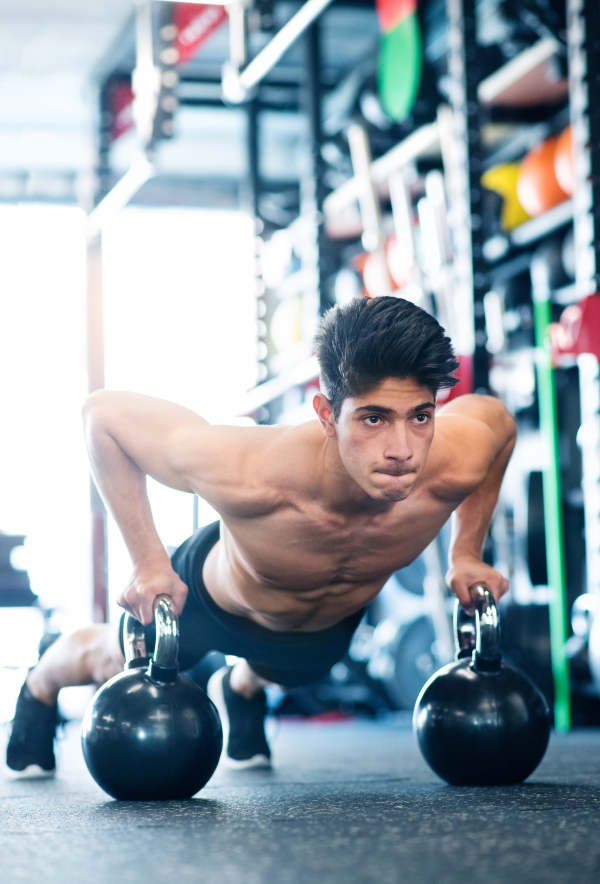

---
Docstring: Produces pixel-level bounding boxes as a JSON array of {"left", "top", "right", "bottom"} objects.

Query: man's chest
[{"left": 225, "top": 494, "right": 457, "bottom": 590}]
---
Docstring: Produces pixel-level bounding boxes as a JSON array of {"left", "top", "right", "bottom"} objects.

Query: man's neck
[{"left": 315, "top": 436, "right": 395, "bottom": 516}]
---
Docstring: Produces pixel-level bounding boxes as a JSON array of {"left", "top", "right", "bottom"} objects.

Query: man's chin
[{"left": 370, "top": 475, "right": 415, "bottom": 501}]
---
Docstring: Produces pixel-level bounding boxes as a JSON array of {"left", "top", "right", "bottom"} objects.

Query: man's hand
[
  {"left": 118, "top": 557, "right": 189, "bottom": 625},
  {"left": 446, "top": 556, "right": 509, "bottom": 614}
]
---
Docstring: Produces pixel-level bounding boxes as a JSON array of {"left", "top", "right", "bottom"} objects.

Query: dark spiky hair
[{"left": 314, "top": 296, "right": 459, "bottom": 418}]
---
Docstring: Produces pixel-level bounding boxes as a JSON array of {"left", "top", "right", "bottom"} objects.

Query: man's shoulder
[
  {"left": 426, "top": 411, "right": 496, "bottom": 501},
  {"left": 209, "top": 419, "right": 321, "bottom": 513}
]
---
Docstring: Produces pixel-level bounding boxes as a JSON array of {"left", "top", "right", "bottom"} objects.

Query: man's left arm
[{"left": 440, "top": 395, "right": 516, "bottom": 611}]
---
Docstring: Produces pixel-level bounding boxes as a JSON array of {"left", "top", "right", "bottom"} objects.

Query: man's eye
[
  {"left": 365, "top": 415, "right": 381, "bottom": 425},
  {"left": 414, "top": 413, "right": 429, "bottom": 423}
]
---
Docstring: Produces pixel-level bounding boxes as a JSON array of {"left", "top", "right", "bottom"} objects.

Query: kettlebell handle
[
  {"left": 123, "top": 595, "right": 180, "bottom": 683},
  {"left": 454, "top": 585, "right": 502, "bottom": 673}
]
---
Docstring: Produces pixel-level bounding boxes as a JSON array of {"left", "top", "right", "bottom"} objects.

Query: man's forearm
[{"left": 83, "top": 395, "right": 169, "bottom": 568}]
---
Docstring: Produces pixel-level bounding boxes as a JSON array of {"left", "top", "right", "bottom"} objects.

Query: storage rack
[{"left": 85, "top": 2, "right": 600, "bottom": 729}]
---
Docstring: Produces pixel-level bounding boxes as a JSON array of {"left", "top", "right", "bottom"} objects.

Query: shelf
[
  {"left": 478, "top": 38, "right": 569, "bottom": 109},
  {"left": 553, "top": 283, "right": 579, "bottom": 306},
  {"left": 510, "top": 199, "right": 573, "bottom": 247},
  {"left": 239, "top": 355, "right": 319, "bottom": 415},
  {"left": 323, "top": 121, "right": 440, "bottom": 220}
]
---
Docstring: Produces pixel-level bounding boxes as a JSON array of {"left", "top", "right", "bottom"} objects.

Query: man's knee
[{"left": 69, "top": 624, "right": 124, "bottom": 685}]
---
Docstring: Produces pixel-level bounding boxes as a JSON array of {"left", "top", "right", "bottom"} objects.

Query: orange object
[
  {"left": 554, "top": 125, "right": 575, "bottom": 197},
  {"left": 517, "top": 136, "right": 569, "bottom": 217},
  {"left": 363, "top": 249, "right": 398, "bottom": 298}
]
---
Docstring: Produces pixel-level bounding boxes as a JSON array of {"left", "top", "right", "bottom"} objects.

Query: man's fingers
[
  {"left": 451, "top": 580, "right": 476, "bottom": 613},
  {"left": 138, "top": 598, "right": 155, "bottom": 626}
]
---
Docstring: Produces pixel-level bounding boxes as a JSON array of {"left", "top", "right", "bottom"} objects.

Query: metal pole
[
  {"left": 247, "top": 98, "right": 260, "bottom": 219},
  {"left": 223, "top": 0, "right": 335, "bottom": 103},
  {"left": 445, "top": 0, "right": 487, "bottom": 389},
  {"left": 86, "top": 240, "right": 108, "bottom": 623},
  {"left": 303, "top": 20, "right": 330, "bottom": 315}
]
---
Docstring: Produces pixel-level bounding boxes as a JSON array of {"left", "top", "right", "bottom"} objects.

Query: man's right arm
[{"left": 82, "top": 390, "right": 239, "bottom": 624}]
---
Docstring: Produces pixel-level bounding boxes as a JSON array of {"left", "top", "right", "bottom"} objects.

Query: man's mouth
[{"left": 374, "top": 468, "right": 415, "bottom": 477}]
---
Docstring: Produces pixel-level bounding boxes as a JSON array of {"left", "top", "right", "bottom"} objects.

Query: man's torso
[{"left": 198, "top": 416, "right": 486, "bottom": 633}]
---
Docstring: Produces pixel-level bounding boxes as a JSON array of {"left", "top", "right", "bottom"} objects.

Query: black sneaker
[
  {"left": 6, "top": 681, "right": 58, "bottom": 779},
  {"left": 207, "top": 666, "right": 271, "bottom": 769}
]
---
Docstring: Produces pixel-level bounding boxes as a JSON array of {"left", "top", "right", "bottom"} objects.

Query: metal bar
[
  {"left": 446, "top": 0, "right": 488, "bottom": 390},
  {"left": 478, "top": 37, "right": 562, "bottom": 106},
  {"left": 323, "top": 121, "right": 440, "bottom": 219},
  {"left": 303, "top": 20, "right": 329, "bottom": 314},
  {"left": 86, "top": 240, "right": 108, "bottom": 623},
  {"left": 422, "top": 542, "right": 454, "bottom": 665},
  {"left": 577, "top": 354, "right": 600, "bottom": 598},
  {"left": 228, "top": 0, "right": 248, "bottom": 69},
  {"left": 239, "top": 355, "right": 319, "bottom": 415},
  {"left": 223, "top": 0, "right": 335, "bottom": 103},
  {"left": 247, "top": 99, "right": 260, "bottom": 218},
  {"left": 347, "top": 124, "right": 391, "bottom": 296},
  {"left": 87, "top": 158, "right": 154, "bottom": 241},
  {"left": 567, "top": 0, "right": 600, "bottom": 613},
  {"left": 510, "top": 199, "right": 573, "bottom": 247},
  {"left": 157, "top": 0, "right": 225, "bottom": 4},
  {"left": 567, "top": 0, "right": 599, "bottom": 299}
]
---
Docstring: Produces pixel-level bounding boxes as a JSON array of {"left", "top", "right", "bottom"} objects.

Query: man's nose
[{"left": 384, "top": 427, "right": 413, "bottom": 460}]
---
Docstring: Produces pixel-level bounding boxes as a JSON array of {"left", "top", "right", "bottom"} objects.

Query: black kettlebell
[
  {"left": 81, "top": 596, "right": 223, "bottom": 800},
  {"left": 413, "top": 586, "right": 551, "bottom": 786}
]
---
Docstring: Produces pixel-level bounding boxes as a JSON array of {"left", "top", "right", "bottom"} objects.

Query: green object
[
  {"left": 533, "top": 292, "right": 571, "bottom": 732},
  {"left": 377, "top": 13, "right": 422, "bottom": 123}
]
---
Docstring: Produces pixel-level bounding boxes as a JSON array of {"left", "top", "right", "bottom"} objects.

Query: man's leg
[
  {"left": 207, "top": 661, "right": 273, "bottom": 770},
  {"left": 6, "top": 625, "right": 124, "bottom": 778},
  {"left": 229, "top": 659, "right": 270, "bottom": 698},
  {"left": 27, "top": 625, "right": 124, "bottom": 705}
]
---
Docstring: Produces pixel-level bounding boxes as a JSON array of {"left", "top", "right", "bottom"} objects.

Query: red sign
[
  {"left": 174, "top": 3, "right": 228, "bottom": 65},
  {"left": 108, "top": 3, "right": 227, "bottom": 142},
  {"left": 109, "top": 81, "right": 135, "bottom": 141}
]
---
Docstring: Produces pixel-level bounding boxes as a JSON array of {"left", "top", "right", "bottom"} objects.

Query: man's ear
[{"left": 313, "top": 392, "right": 337, "bottom": 438}]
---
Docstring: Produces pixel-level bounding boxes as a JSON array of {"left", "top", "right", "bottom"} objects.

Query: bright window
[
  {"left": 0, "top": 204, "right": 90, "bottom": 628},
  {"left": 101, "top": 207, "right": 258, "bottom": 616}
]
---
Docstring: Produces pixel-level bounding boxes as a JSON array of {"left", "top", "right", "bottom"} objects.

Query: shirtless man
[{"left": 7, "top": 296, "right": 514, "bottom": 777}]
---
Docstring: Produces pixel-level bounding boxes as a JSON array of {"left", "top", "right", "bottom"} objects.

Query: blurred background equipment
[{"left": 0, "top": 0, "right": 599, "bottom": 740}]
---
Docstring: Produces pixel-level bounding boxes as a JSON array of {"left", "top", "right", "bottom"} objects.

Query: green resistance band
[{"left": 533, "top": 291, "right": 571, "bottom": 732}]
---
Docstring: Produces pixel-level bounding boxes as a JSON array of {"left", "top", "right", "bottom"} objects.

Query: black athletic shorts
[{"left": 119, "top": 521, "right": 364, "bottom": 687}]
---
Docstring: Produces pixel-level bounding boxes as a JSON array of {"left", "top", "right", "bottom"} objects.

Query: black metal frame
[{"left": 445, "top": 0, "right": 488, "bottom": 391}]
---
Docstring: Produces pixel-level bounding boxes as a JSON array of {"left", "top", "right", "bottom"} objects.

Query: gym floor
[{"left": 1, "top": 715, "right": 599, "bottom": 884}]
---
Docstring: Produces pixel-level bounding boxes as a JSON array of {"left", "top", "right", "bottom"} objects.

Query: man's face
[{"left": 319, "top": 378, "right": 436, "bottom": 502}]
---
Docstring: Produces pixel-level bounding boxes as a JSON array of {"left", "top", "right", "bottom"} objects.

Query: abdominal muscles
[{"left": 201, "top": 502, "right": 451, "bottom": 632}]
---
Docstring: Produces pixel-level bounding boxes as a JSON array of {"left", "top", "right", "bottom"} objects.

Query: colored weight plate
[
  {"left": 481, "top": 163, "right": 531, "bottom": 231},
  {"left": 517, "top": 136, "right": 569, "bottom": 218},
  {"left": 375, "top": 0, "right": 417, "bottom": 33},
  {"left": 378, "top": 13, "right": 422, "bottom": 123},
  {"left": 385, "top": 615, "right": 437, "bottom": 709},
  {"left": 554, "top": 125, "right": 575, "bottom": 198}
]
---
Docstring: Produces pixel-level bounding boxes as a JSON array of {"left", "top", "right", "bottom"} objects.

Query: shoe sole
[
  {"left": 5, "top": 764, "right": 56, "bottom": 780},
  {"left": 207, "top": 667, "right": 272, "bottom": 771}
]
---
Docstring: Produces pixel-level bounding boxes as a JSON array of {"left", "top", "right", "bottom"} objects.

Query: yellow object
[
  {"left": 270, "top": 296, "right": 303, "bottom": 353},
  {"left": 481, "top": 163, "right": 531, "bottom": 231}
]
